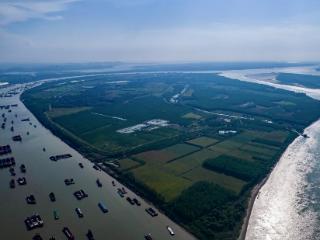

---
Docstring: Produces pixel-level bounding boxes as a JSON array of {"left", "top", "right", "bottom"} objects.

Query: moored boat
[{"left": 49, "top": 192, "right": 56, "bottom": 202}]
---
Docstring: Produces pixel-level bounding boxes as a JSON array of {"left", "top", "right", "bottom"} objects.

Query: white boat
[{"left": 167, "top": 226, "right": 175, "bottom": 236}]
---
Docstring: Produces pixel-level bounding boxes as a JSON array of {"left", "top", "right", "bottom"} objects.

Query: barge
[
  {"left": 0, "top": 157, "right": 15, "bottom": 168},
  {"left": 24, "top": 214, "right": 44, "bottom": 230},
  {"left": 12, "top": 135, "right": 22, "bottom": 142},
  {"left": 50, "top": 153, "right": 72, "bottom": 161},
  {"left": 0, "top": 145, "right": 12, "bottom": 155}
]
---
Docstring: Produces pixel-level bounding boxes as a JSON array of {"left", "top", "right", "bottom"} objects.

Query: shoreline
[{"left": 238, "top": 125, "right": 315, "bottom": 240}]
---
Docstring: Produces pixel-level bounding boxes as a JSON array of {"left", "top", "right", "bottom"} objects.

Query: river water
[
  {"left": 220, "top": 66, "right": 320, "bottom": 240},
  {"left": 0, "top": 84, "right": 196, "bottom": 240}
]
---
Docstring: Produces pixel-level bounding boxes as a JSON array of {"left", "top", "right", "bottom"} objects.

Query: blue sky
[{"left": 0, "top": 0, "right": 320, "bottom": 63}]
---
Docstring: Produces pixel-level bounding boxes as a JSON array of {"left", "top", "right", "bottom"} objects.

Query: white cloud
[{"left": 0, "top": 0, "right": 79, "bottom": 26}]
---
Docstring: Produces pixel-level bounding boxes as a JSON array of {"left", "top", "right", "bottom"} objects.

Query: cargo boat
[
  {"left": 12, "top": 135, "right": 22, "bottom": 141},
  {"left": 98, "top": 202, "right": 108, "bottom": 213},
  {"left": 133, "top": 198, "right": 141, "bottom": 206},
  {"left": 0, "top": 145, "right": 12, "bottom": 155},
  {"left": 145, "top": 207, "right": 158, "bottom": 217},
  {"left": 126, "top": 197, "right": 135, "bottom": 205},
  {"left": 24, "top": 214, "right": 44, "bottom": 230},
  {"left": 144, "top": 234, "right": 153, "bottom": 240},
  {"left": 62, "top": 227, "right": 75, "bottom": 240},
  {"left": 0, "top": 157, "right": 15, "bottom": 168}
]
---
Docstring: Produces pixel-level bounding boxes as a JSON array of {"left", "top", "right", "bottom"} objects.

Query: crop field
[
  {"left": 22, "top": 71, "right": 320, "bottom": 240},
  {"left": 187, "top": 136, "right": 219, "bottom": 147}
]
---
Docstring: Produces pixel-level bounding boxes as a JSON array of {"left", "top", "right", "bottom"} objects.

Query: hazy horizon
[{"left": 1, "top": 0, "right": 320, "bottom": 63}]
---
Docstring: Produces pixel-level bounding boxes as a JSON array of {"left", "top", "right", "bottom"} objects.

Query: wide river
[
  {"left": 220, "top": 66, "right": 320, "bottom": 240},
  {"left": 0, "top": 84, "right": 196, "bottom": 240}
]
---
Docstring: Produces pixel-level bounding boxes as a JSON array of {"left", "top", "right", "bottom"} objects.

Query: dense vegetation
[
  {"left": 21, "top": 71, "right": 320, "bottom": 240},
  {"left": 203, "top": 155, "right": 262, "bottom": 181}
]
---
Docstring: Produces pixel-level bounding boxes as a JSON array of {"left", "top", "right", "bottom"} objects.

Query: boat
[
  {"left": 112, "top": 180, "right": 116, "bottom": 186},
  {"left": 17, "top": 177, "right": 27, "bottom": 185},
  {"left": 117, "top": 189, "right": 124, "bottom": 198},
  {"left": 9, "top": 167, "right": 16, "bottom": 176},
  {"left": 75, "top": 208, "right": 84, "bottom": 218},
  {"left": 64, "top": 178, "right": 75, "bottom": 185},
  {"left": 79, "top": 162, "right": 84, "bottom": 168},
  {"left": 74, "top": 189, "right": 88, "bottom": 200},
  {"left": 49, "top": 192, "right": 56, "bottom": 202},
  {"left": 26, "top": 194, "right": 36, "bottom": 204},
  {"left": 10, "top": 179, "right": 15, "bottom": 188},
  {"left": 145, "top": 207, "right": 158, "bottom": 217},
  {"left": 24, "top": 214, "right": 44, "bottom": 230},
  {"left": 144, "top": 234, "right": 153, "bottom": 240},
  {"left": 12, "top": 135, "right": 22, "bottom": 141},
  {"left": 86, "top": 229, "right": 95, "bottom": 240},
  {"left": 53, "top": 210, "right": 59, "bottom": 220},
  {"left": 32, "top": 234, "right": 43, "bottom": 240},
  {"left": 126, "top": 197, "right": 135, "bottom": 205},
  {"left": 121, "top": 187, "right": 127, "bottom": 194},
  {"left": 62, "top": 227, "right": 75, "bottom": 240},
  {"left": 98, "top": 202, "right": 108, "bottom": 213},
  {"left": 50, "top": 153, "right": 72, "bottom": 161},
  {"left": 20, "top": 164, "right": 26, "bottom": 173},
  {"left": 167, "top": 226, "right": 175, "bottom": 236},
  {"left": 93, "top": 164, "right": 101, "bottom": 171},
  {"left": 133, "top": 198, "right": 141, "bottom": 206},
  {"left": 43, "top": 147, "right": 46, "bottom": 152},
  {"left": 96, "top": 179, "right": 102, "bottom": 187}
]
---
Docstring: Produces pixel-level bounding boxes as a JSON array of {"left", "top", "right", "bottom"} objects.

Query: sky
[{"left": 0, "top": 0, "right": 320, "bottom": 63}]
